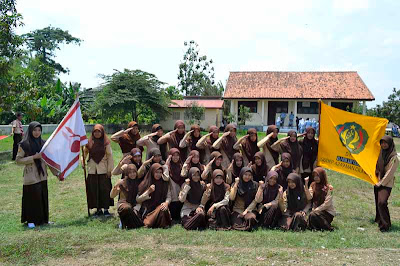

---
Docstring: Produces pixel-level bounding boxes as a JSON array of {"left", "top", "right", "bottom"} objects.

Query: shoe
[
  {"left": 48, "top": 221, "right": 54, "bottom": 225},
  {"left": 94, "top": 210, "right": 103, "bottom": 216},
  {"left": 104, "top": 210, "right": 111, "bottom": 217},
  {"left": 119, "top": 221, "right": 123, "bottom": 229},
  {"left": 27, "top": 223, "right": 35, "bottom": 229}
]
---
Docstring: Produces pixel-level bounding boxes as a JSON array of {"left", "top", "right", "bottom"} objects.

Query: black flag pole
[{"left": 81, "top": 139, "right": 90, "bottom": 217}]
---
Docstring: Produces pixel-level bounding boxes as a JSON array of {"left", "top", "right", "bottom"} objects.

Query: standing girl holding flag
[{"left": 82, "top": 124, "right": 114, "bottom": 216}]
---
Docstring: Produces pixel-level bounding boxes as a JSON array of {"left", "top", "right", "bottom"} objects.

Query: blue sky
[{"left": 16, "top": 0, "right": 400, "bottom": 107}]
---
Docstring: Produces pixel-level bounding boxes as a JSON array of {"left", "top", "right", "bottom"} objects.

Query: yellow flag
[{"left": 317, "top": 101, "right": 388, "bottom": 185}]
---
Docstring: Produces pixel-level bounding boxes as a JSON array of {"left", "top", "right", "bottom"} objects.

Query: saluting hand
[
  {"left": 144, "top": 156, "right": 154, "bottom": 165},
  {"left": 184, "top": 155, "right": 193, "bottom": 164},
  {"left": 185, "top": 179, "right": 190, "bottom": 185}
]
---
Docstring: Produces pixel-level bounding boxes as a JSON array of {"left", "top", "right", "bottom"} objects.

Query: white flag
[{"left": 41, "top": 98, "right": 88, "bottom": 180}]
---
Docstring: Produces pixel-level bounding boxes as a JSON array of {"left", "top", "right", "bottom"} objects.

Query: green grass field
[{"left": 0, "top": 132, "right": 399, "bottom": 265}]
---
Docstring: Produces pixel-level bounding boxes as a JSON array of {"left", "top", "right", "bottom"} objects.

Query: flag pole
[{"left": 81, "top": 146, "right": 91, "bottom": 217}]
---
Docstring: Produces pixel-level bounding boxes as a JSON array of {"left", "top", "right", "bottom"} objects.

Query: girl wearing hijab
[
  {"left": 111, "top": 147, "right": 143, "bottom": 177},
  {"left": 251, "top": 152, "right": 269, "bottom": 182},
  {"left": 226, "top": 153, "right": 244, "bottom": 185},
  {"left": 82, "top": 124, "right": 114, "bottom": 216},
  {"left": 165, "top": 148, "right": 185, "bottom": 220},
  {"left": 111, "top": 121, "right": 143, "bottom": 157},
  {"left": 212, "top": 123, "right": 239, "bottom": 169},
  {"left": 179, "top": 167, "right": 207, "bottom": 230},
  {"left": 233, "top": 128, "right": 259, "bottom": 165},
  {"left": 137, "top": 148, "right": 166, "bottom": 179},
  {"left": 271, "top": 130, "right": 302, "bottom": 173},
  {"left": 278, "top": 173, "right": 311, "bottom": 231},
  {"left": 158, "top": 120, "right": 188, "bottom": 162},
  {"left": 271, "top": 153, "right": 295, "bottom": 191},
  {"left": 196, "top": 125, "right": 220, "bottom": 163},
  {"left": 110, "top": 164, "right": 143, "bottom": 229},
  {"left": 181, "top": 150, "right": 205, "bottom": 178},
  {"left": 257, "top": 125, "right": 280, "bottom": 169},
  {"left": 180, "top": 124, "right": 205, "bottom": 162},
  {"left": 308, "top": 167, "right": 335, "bottom": 231},
  {"left": 137, "top": 163, "right": 172, "bottom": 228},
  {"left": 230, "top": 167, "right": 259, "bottom": 231},
  {"left": 136, "top": 124, "right": 167, "bottom": 161},
  {"left": 16, "top": 122, "right": 59, "bottom": 229},
  {"left": 299, "top": 127, "right": 318, "bottom": 185},
  {"left": 255, "top": 170, "right": 283, "bottom": 228},
  {"left": 374, "top": 135, "right": 398, "bottom": 232},
  {"left": 202, "top": 169, "right": 231, "bottom": 230},
  {"left": 201, "top": 151, "right": 225, "bottom": 183}
]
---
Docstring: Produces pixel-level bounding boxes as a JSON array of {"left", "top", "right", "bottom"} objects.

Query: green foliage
[
  {"left": 184, "top": 101, "right": 205, "bottom": 125},
  {"left": 22, "top": 26, "right": 82, "bottom": 75},
  {"left": 165, "top": 85, "right": 183, "bottom": 100},
  {"left": 238, "top": 105, "right": 251, "bottom": 125},
  {"left": 0, "top": 0, "right": 24, "bottom": 110},
  {"left": 178, "top": 40, "right": 221, "bottom": 96},
  {"left": 224, "top": 113, "right": 236, "bottom": 124},
  {"left": 94, "top": 69, "right": 170, "bottom": 124},
  {"left": 373, "top": 88, "right": 400, "bottom": 124}
]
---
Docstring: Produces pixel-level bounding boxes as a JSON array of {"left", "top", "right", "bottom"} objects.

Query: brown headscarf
[
  {"left": 237, "top": 167, "right": 258, "bottom": 209},
  {"left": 251, "top": 151, "right": 269, "bottom": 182},
  {"left": 262, "top": 170, "right": 280, "bottom": 204},
  {"left": 118, "top": 121, "right": 143, "bottom": 153},
  {"left": 130, "top": 147, "right": 143, "bottom": 170},
  {"left": 169, "top": 120, "right": 187, "bottom": 161},
  {"left": 186, "top": 167, "right": 205, "bottom": 205},
  {"left": 221, "top": 124, "right": 238, "bottom": 161},
  {"left": 189, "top": 124, "right": 201, "bottom": 151},
  {"left": 286, "top": 173, "right": 307, "bottom": 214},
  {"left": 232, "top": 153, "right": 244, "bottom": 179},
  {"left": 211, "top": 169, "right": 230, "bottom": 203},
  {"left": 242, "top": 128, "right": 260, "bottom": 163},
  {"left": 210, "top": 151, "right": 224, "bottom": 172},
  {"left": 119, "top": 164, "right": 140, "bottom": 205},
  {"left": 266, "top": 125, "right": 279, "bottom": 164},
  {"left": 281, "top": 130, "right": 302, "bottom": 169},
  {"left": 86, "top": 124, "right": 110, "bottom": 164},
  {"left": 278, "top": 152, "right": 294, "bottom": 191},
  {"left": 376, "top": 135, "right": 397, "bottom": 179},
  {"left": 187, "top": 150, "right": 204, "bottom": 173},
  {"left": 151, "top": 124, "right": 167, "bottom": 160},
  {"left": 138, "top": 163, "right": 169, "bottom": 213},
  {"left": 300, "top": 127, "right": 318, "bottom": 170},
  {"left": 310, "top": 167, "right": 328, "bottom": 207},
  {"left": 168, "top": 148, "right": 184, "bottom": 186},
  {"left": 207, "top": 126, "right": 220, "bottom": 149},
  {"left": 19, "top": 121, "right": 45, "bottom": 176}
]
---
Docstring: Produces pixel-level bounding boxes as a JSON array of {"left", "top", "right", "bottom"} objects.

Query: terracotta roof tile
[
  {"left": 224, "top": 71, "right": 375, "bottom": 100},
  {"left": 169, "top": 99, "right": 224, "bottom": 109}
]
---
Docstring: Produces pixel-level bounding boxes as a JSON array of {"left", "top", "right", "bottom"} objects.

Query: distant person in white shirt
[{"left": 11, "top": 112, "right": 24, "bottom": 160}]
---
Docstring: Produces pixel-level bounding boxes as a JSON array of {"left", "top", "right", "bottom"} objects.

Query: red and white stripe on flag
[{"left": 41, "top": 98, "right": 88, "bottom": 180}]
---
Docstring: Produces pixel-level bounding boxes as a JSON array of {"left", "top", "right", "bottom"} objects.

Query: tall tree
[
  {"left": 23, "top": 26, "right": 81, "bottom": 77},
  {"left": 178, "top": 40, "right": 217, "bottom": 96},
  {"left": 0, "top": 0, "right": 24, "bottom": 110},
  {"left": 95, "top": 69, "right": 170, "bottom": 124}
]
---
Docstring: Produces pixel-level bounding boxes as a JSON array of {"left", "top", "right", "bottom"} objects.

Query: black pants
[
  {"left": 12, "top": 133, "right": 22, "bottom": 160},
  {"left": 374, "top": 186, "right": 392, "bottom": 231}
]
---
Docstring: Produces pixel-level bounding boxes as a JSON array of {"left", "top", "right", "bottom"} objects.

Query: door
[{"left": 268, "top": 101, "right": 288, "bottom": 125}]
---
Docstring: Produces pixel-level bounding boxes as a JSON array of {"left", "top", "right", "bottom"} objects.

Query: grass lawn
[{"left": 0, "top": 132, "right": 399, "bottom": 265}]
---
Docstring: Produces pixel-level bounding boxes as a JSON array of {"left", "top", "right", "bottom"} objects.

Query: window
[
  {"left": 297, "top": 101, "right": 319, "bottom": 114},
  {"left": 331, "top": 102, "right": 353, "bottom": 111},
  {"left": 238, "top": 101, "right": 257, "bottom": 113},
  {"left": 172, "top": 111, "right": 181, "bottom": 120}
]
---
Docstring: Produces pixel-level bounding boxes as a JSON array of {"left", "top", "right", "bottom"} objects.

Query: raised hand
[
  {"left": 166, "top": 155, "right": 172, "bottom": 165},
  {"left": 148, "top": 184, "right": 156, "bottom": 194},
  {"left": 227, "top": 160, "right": 234, "bottom": 171},
  {"left": 124, "top": 127, "right": 133, "bottom": 134},
  {"left": 121, "top": 155, "right": 132, "bottom": 165},
  {"left": 144, "top": 156, "right": 154, "bottom": 165},
  {"left": 184, "top": 155, "right": 193, "bottom": 164},
  {"left": 304, "top": 176, "right": 309, "bottom": 185},
  {"left": 222, "top": 131, "right": 230, "bottom": 137},
  {"left": 185, "top": 179, "right": 190, "bottom": 185},
  {"left": 247, "top": 162, "right": 252, "bottom": 168},
  {"left": 235, "top": 177, "right": 240, "bottom": 185}
]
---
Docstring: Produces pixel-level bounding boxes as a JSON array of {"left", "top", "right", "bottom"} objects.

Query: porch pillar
[
  {"left": 261, "top": 100, "right": 265, "bottom": 126},
  {"left": 362, "top": 101, "right": 366, "bottom": 115}
]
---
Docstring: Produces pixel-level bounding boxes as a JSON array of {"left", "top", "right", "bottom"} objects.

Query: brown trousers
[
  {"left": 279, "top": 212, "right": 307, "bottom": 231},
  {"left": 117, "top": 202, "right": 143, "bottom": 229},
  {"left": 208, "top": 205, "right": 231, "bottom": 230},
  {"left": 231, "top": 211, "right": 257, "bottom": 231},
  {"left": 374, "top": 186, "right": 392, "bottom": 231},
  {"left": 182, "top": 211, "right": 206, "bottom": 230},
  {"left": 21, "top": 180, "right": 48, "bottom": 225},
  {"left": 143, "top": 205, "right": 172, "bottom": 228},
  {"left": 308, "top": 210, "right": 334, "bottom": 231},
  {"left": 87, "top": 174, "right": 114, "bottom": 209},
  {"left": 259, "top": 203, "right": 282, "bottom": 228}
]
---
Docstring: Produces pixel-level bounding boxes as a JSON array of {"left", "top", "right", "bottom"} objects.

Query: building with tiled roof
[
  {"left": 161, "top": 96, "right": 223, "bottom": 130},
  {"left": 224, "top": 71, "right": 374, "bottom": 127}
]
